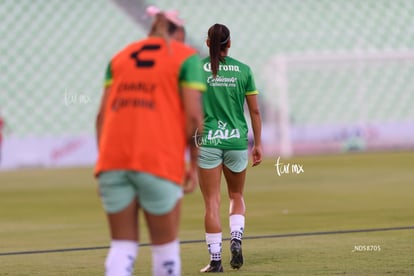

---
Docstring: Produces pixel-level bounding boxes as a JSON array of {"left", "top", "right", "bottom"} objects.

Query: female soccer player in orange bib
[{"left": 95, "top": 10, "right": 205, "bottom": 276}]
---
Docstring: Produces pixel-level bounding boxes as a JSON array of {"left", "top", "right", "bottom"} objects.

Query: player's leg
[
  {"left": 145, "top": 202, "right": 181, "bottom": 276},
  {"left": 198, "top": 165, "right": 224, "bottom": 272},
  {"left": 198, "top": 147, "right": 224, "bottom": 272},
  {"left": 105, "top": 200, "right": 139, "bottom": 276},
  {"left": 134, "top": 172, "right": 183, "bottom": 276},
  {"left": 223, "top": 165, "right": 246, "bottom": 216},
  {"left": 223, "top": 149, "right": 248, "bottom": 269},
  {"left": 98, "top": 171, "right": 139, "bottom": 276}
]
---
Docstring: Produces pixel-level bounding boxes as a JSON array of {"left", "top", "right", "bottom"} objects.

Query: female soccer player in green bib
[{"left": 198, "top": 23, "right": 263, "bottom": 272}]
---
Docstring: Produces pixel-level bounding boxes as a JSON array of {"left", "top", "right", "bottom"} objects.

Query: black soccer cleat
[
  {"left": 200, "top": 260, "right": 224, "bottom": 273},
  {"left": 230, "top": 239, "right": 243, "bottom": 269}
]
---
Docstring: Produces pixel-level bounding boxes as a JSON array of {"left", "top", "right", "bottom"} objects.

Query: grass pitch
[{"left": 0, "top": 151, "right": 413, "bottom": 275}]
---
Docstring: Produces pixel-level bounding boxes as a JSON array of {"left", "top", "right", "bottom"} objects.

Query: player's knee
[{"left": 229, "top": 191, "right": 244, "bottom": 201}]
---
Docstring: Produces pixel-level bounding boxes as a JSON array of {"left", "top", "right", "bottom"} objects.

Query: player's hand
[
  {"left": 251, "top": 144, "right": 263, "bottom": 167},
  {"left": 183, "top": 166, "right": 198, "bottom": 193}
]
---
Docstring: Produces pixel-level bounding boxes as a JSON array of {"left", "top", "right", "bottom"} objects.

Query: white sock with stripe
[
  {"left": 205, "top": 232, "right": 222, "bottom": 261},
  {"left": 230, "top": 214, "right": 245, "bottom": 241}
]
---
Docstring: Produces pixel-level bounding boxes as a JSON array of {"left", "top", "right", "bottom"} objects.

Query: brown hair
[{"left": 207, "top": 24, "right": 230, "bottom": 77}]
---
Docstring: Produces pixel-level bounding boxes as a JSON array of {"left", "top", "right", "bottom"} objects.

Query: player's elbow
[
  {"left": 249, "top": 107, "right": 261, "bottom": 117},
  {"left": 187, "top": 112, "right": 203, "bottom": 135}
]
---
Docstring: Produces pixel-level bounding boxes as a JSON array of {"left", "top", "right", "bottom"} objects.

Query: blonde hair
[
  {"left": 149, "top": 13, "right": 184, "bottom": 52},
  {"left": 149, "top": 13, "right": 170, "bottom": 40}
]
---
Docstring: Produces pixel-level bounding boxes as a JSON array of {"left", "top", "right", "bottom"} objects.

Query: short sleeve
[
  {"left": 245, "top": 66, "right": 259, "bottom": 95},
  {"left": 104, "top": 62, "right": 113, "bottom": 87},
  {"left": 179, "top": 54, "right": 206, "bottom": 92}
]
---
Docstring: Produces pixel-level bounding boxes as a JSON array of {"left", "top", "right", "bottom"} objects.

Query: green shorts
[
  {"left": 98, "top": 171, "right": 183, "bottom": 215},
  {"left": 198, "top": 147, "right": 248, "bottom": 172}
]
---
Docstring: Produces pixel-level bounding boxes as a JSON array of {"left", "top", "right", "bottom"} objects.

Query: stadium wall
[{"left": 1, "top": 0, "right": 414, "bottom": 170}]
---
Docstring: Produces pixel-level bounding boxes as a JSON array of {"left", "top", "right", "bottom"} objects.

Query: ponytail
[{"left": 207, "top": 24, "right": 230, "bottom": 77}]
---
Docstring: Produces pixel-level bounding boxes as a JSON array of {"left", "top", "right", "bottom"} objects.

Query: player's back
[{"left": 96, "top": 37, "right": 198, "bottom": 183}]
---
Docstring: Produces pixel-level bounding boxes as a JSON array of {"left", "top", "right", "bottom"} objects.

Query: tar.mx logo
[
  {"left": 64, "top": 88, "right": 92, "bottom": 106},
  {"left": 274, "top": 156, "right": 304, "bottom": 176},
  {"left": 193, "top": 128, "right": 222, "bottom": 148}
]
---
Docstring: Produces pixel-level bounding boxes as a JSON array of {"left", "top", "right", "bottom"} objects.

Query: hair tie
[
  {"left": 146, "top": 5, "right": 185, "bottom": 27},
  {"left": 220, "top": 35, "right": 230, "bottom": 45}
]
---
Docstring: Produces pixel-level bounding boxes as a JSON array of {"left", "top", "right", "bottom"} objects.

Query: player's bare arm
[
  {"left": 182, "top": 86, "right": 203, "bottom": 192},
  {"left": 246, "top": 94, "right": 262, "bottom": 166},
  {"left": 96, "top": 87, "right": 111, "bottom": 148}
]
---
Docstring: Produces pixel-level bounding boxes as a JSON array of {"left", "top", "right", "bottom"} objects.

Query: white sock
[
  {"left": 105, "top": 240, "right": 138, "bottom": 276},
  {"left": 230, "top": 214, "right": 245, "bottom": 241},
  {"left": 152, "top": 240, "right": 181, "bottom": 276},
  {"left": 205, "top": 232, "right": 222, "bottom": 261}
]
